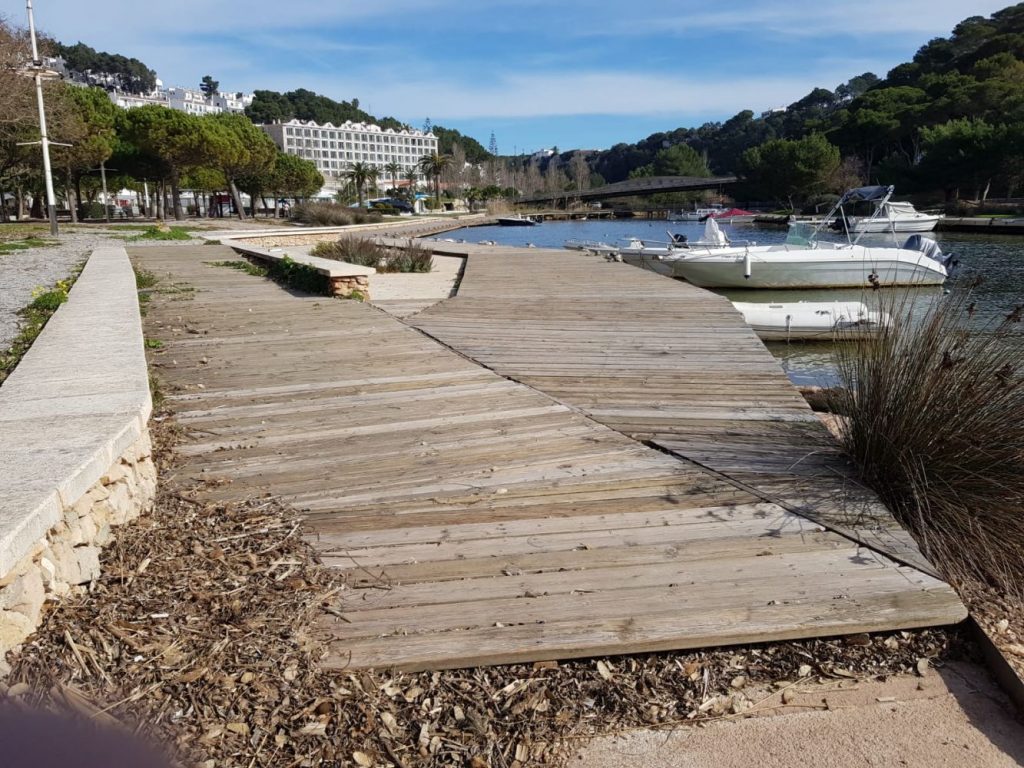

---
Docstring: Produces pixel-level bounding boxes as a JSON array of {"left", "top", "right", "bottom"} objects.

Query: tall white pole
[{"left": 26, "top": 0, "right": 58, "bottom": 235}]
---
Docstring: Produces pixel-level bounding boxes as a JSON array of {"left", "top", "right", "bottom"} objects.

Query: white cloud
[
  {"left": 578, "top": 0, "right": 1010, "bottom": 38},
  {"left": 279, "top": 69, "right": 858, "bottom": 122}
]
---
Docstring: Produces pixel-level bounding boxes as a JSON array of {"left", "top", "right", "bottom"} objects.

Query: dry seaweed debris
[
  {"left": 0, "top": 429, "right": 969, "bottom": 767},
  {"left": 1, "top": 480, "right": 968, "bottom": 768}
]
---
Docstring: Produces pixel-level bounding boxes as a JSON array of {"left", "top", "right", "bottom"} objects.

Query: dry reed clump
[
  {"left": 290, "top": 202, "right": 383, "bottom": 227},
  {"left": 312, "top": 237, "right": 433, "bottom": 273},
  {"left": 828, "top": 285, "right": 1024, "bottom": 597}
]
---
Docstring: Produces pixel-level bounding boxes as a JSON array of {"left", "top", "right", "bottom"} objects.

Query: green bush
[
  {"left": 290, "top": 202, "right": 383, "bottom": 227},
  {"left": 267, "top": 255, "right": 329, "bottom": 294},
  {"left": 311, "top": 238, "right": 433, "bottom": 273}
]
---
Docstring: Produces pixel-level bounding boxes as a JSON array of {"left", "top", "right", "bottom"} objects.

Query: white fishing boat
[
  {"left": 846, "top": 200, "right": 943, "bottom": 233},
  {"left": 659, "top": 186, "right": 953, "bottom": 288},
  {"left": 732, "top": 300, "right": 890, "bottom": 341},
  {"left": 617, "top": 219, "right": 754, "bottom": 276}
]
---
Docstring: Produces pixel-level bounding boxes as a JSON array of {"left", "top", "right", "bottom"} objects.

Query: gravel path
[{"left": 0, "top": 231, "right": 203, "bottom": 351}]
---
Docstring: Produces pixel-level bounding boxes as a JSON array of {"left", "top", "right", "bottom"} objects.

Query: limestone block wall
[{"left": 0, "top": 247, "right": 154, "bottom": 674}]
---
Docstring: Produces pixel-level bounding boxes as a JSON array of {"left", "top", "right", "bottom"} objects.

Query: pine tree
[{"left": 489, "top": 131, "right": 498, "bottom": 156}]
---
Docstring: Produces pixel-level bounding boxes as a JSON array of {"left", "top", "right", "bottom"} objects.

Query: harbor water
[{"left": 445, "top": 219, "right": 1024, "bottom": 385}]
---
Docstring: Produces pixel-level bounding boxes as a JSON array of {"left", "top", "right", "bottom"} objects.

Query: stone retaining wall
[{"left": 0, "top": 247, "right": 154, "bottom": 674}]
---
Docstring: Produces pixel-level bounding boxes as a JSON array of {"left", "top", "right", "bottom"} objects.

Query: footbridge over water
[{"left": 516, "top": 174, "right": 737, "bottom": 206}]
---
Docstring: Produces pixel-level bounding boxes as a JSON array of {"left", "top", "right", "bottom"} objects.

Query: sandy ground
[{"left": 576, "top": 662, "right": 1024, "bottom": 768}]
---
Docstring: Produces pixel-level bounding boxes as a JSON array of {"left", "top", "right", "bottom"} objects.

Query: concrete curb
[{"left": 0, "top": 247, "right": 151, "bottom": 577}]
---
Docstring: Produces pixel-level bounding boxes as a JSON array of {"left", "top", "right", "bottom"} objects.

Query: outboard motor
[{"left": 903, "top": 234, "right": 955, "bottom": 269}]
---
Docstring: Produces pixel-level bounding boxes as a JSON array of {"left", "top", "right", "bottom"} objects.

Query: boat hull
[
  {"left": 667, "top": 246, "right": 948, "bottom": 288},
  {"left": 732, "top": 301, "right": 889, "bottom": 341},
  {"left": 497, "top": 216, "right": 538, "bottom": 226},
  {"left": 849, "top": 215, "right": 941, "bottom": 233}
]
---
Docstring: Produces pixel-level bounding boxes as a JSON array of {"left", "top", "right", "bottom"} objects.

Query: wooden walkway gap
[{"left": 132, "top": 244, "right": 964, "bottom": 672}]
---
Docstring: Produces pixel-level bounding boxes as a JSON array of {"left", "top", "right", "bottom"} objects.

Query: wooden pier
[{"left": 133, "top": 243, "right": 964, "bottom": 672}]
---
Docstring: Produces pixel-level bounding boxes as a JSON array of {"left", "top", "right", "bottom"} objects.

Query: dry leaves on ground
[{"left": 0, "top": 423, "right": 972, "bottom": 768}]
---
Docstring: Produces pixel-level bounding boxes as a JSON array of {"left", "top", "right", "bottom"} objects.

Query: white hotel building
[{"left": 261, "top": 119, "right": 438, "bottom": 182}]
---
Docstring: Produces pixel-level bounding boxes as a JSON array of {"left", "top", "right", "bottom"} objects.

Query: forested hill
[
  {"left": 52, "top": 41, "right": 156, "bottom": 94},
  {"left": 591, "top": 3, "right": 1024, "bottom": 194}
]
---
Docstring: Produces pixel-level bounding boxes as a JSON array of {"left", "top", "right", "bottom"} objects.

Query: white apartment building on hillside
[
  {"left": 167, "top": 87, "right": 222, "bottom": 116},
  {"left": 261, "top": 119, "right": 438, "bottom": 180},
  {"left": 108, "top": 84, "right": 254, "bottom": 116}
]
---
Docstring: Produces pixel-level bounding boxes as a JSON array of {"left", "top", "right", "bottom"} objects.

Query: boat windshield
[{"left": 786, "top": 222, "right": 816, "bottom": 247}]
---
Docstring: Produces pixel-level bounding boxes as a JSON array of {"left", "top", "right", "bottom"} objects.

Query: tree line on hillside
[
  {"left": 52, "top": 41, "right": 156, "bottom": 94},
  {"left": 579, "top": 4, "right": 1024, "bottom": 208}
]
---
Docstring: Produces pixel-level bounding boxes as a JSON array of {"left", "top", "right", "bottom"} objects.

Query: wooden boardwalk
[
  {"left": 408, "top": 242, "right": 931, "bottom": 572},
  {"left": 133, "top": 244, "right": 964, "bottom": 672}
]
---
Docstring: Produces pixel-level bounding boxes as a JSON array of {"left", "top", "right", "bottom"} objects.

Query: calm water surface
[{"left": 445, "top": 219, "right": 1024, "bottom": 385}]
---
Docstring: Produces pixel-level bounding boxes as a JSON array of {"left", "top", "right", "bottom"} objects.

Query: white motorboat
[
  {"left": 617, "top": 219, "right": 755, "bottom": 276},
  {"left": 659, "top": 186, "right": 954, "bottom": 289},
  {"left": 847, "top": 200, "right": 942, "bottom": 233},
  {"left": 732, "top": 300, "right": 890, "bottom": 341},
  {"left": 668, "top": 206, "right": 724, "bottom": 222}
]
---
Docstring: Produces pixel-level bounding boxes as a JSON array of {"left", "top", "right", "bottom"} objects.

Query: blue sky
[{"left": 19, "top": 0, "right": 1012, "bottom": 152}]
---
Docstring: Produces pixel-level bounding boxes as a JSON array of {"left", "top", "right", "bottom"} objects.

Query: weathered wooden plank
[{"left": 133, "top": 244, "right": 962, "bottom": 674}]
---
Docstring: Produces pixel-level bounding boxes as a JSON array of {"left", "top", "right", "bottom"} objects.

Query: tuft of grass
[
  {"left": 828, "top": 285, "right": 1024, "bottom": 597},
  {"left": 134, "top": 266, "right": 159, "bottom": 290},
  {"left": 206, "top": 260, "right": 268, "bottom": 277},
  {"left": 0, "top": 236, "right": 55, "bottom": 255},
  {"left": 137, "top": 226, "right": 193, "bottom": 241},
  {"left": 144, "top": 338, "right": 164, "bottom": 350},
  {"left": 290, "top": 202, "right": 382, "bottom": 227},
  {"left": 0, "top": 276, "right": 76, "bottom": 385},
  {"left": 312, "top": 238, "right": 433, "bottom": 273}
]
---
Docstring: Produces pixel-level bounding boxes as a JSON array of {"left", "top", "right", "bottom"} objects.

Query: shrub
[
  {"left": 828, "top": 286, "right": 1024, "bottom": 596},
  {"left": 311, "top": 238, "right": 433, "bottom": 273},
  {"left": 290, "top": 202, "right": 383, "bottom": 227},
  {"left": 138, "top": 226, "right": 192, "bottom": 241},
  {"left": 267, "top": 255, "right": 329, "bottom": 295}
]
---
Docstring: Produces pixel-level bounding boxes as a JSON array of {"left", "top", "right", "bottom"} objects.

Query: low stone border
[
  {"left": 0, "top": 247, "right": 155, "bottom": 673},
  {"left": 226, "top": 242, "right": 376, "bottom": 299}
]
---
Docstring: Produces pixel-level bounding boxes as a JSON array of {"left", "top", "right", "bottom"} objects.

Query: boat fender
[{"left": 743, "top": 251, "right": 752, "bottom": 279}]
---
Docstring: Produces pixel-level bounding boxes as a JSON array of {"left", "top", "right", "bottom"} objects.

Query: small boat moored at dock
[
  {"left": 732, "top": 300, "right": 890, "bottom": 341},
  {"left": 846, "top": 200, "right": 942, "bottom": 233},
  {"left": 655, "top": 186, "right": 954, "bottom": 289},
  {"left": 497, "top": 214, "right": 541, "bottom": 226}
]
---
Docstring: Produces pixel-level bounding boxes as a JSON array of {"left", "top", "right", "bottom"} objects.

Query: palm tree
[
  {"left": 384, "top": 161, "right": 402, "bottom": 196},
  {"left": 345, "top": 162, "right": 373, "bottom": 207},
  {"left": 417, "top": 153, "right": 453, "bottom": 209}
]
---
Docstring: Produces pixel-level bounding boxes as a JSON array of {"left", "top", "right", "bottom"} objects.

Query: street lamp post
[{"left": 25, "top": 0, "right": 59, "bottom": 236}]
